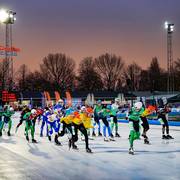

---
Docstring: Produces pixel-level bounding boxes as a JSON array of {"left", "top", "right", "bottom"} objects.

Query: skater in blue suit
[{"left": 40, "top": 107, "right": 51, "bottom": 137}]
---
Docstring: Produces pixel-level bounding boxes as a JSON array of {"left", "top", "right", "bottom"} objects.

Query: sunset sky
[{"left": 0, "top": 0, "right": 180, "bottom": 71}]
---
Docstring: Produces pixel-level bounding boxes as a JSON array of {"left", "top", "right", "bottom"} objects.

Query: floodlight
[
  {"left": 164, "top": 21, "right": 168, "bottom": 29},
  {"left": 0, "top": 9, "right": 9, "bottom": 23}
]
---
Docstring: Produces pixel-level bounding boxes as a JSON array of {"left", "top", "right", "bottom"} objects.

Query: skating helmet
[
  {"left": 97, "top": 100, "right": 102, "bottom": 104},
  {"left": 9, "top": 107, "right": 14, "bottom": 112},
  {"left": 134, "top": 102, "right": 143, "bottom": 110},
  {"left": 31, "top": 109, "right": 37, "bottom": 115},
  {"left": 58, "top": 99, "right": 64, "bottom": 104},
  {"left": 81, "top": 106, "right": 86, "bottom": 112}
]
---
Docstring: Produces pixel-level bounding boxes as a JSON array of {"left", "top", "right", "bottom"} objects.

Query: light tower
[
  {"left": 164, "top": 21, "right": 174, "bottom": 93},
  {"left": 0, "top": 9, "right": 16, "bottom": 91}
]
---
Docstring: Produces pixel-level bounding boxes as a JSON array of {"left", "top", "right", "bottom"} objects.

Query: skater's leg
[
  {"left": 164, "top": 118, "right": 169, "bottom": 135},
  {"left": 0, "top": 120, "right": 4, "bottom": 136},
  {"left": 110, "top": 118, "right": 114, "bottom": 135},
  {"left": 8, "top": 119, "right": 12, "bottom": 136},
  {"left": 102, "top": 117, "right": 113, "bottom": 140},
  {"left": 40, "top": 120, "right": 45, "bottom": 136},
  {"left": 94, "top": 116, "right": 101, "bottom": 135},
  {"left": 113, "top": 116, "right": 119, "bottom": 136},
  {"left": 25, "top": 121, "right": 30, "bottom": 141},
  {"left": 103, "top": 125, "right": 106, "bottom": 137},
  {"left": 53, "top": 122, "right": 61, "bottom": 145},
  {"left": 162, "top": 124, "right": 165, "bottom": 135},
  {"left": 30, "top": 124, "right": 35, "bottom": 140},
  {"left": 128, "top": 120, "right": 140, "bottom": 154},
  {"left": 78, "top": 124, "right": 91, "bottom": 152},
  {"left": 129, "top": 130, "right": 140, "bottom": 147}
]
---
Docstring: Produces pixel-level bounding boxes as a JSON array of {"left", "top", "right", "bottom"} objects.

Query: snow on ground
[{"left": 0, "top": 112, "right": 180, "bottom": 180}]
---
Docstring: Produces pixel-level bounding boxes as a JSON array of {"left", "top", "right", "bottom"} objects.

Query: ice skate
[
  {"left": 144, "top": 138, "right": 150, "bottom": 144},
  {"left": 109, "top": 137, "right": 115, "bottom": 141},
  {"left": 110, "top": 133, "right": 114, "bottom": 138},
  {"left": 98, "top": 132, "right": 102, "bottom": 136},
  {"left": 104, "top": 137, "right": 109, "bottom": 142},
  {"left": 55, "top": 140, "right": 61, "bottom": 146},
  {"left": 166, "top": 135, "right": 174, "bottom": 139},
  {"left": 115, "top": 132, "right": 120, "bottom": 137},
  {"left": 162, "top": 135, "right": 168, "bottom": 139},
  {"left": 92, "top": 131, "right": 96, "bottom": 137},
  {"left": 32, "top": 139, "right": 37, "bottom": 143},
  {"left": 86, "top": 148, "right": 92, "bottom": 153},
  {"left": 129, "top": 147, "right": 134, "bottom": 155},
  {"left": 7, "top": 131, "right": 11, "bottom": 136},
  {"left": 72, "top": 144, "right": 79, "bottom": 150},
  {"left": 55, "top": 135, "right": 61, "bottom": 146}
]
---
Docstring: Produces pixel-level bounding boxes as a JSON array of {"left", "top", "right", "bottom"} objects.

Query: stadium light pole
[
  {"left": 0, "top": 9, "right": 16, "bottom": 91},
  {"left": 164, "top": 21, "right": 174, "bottom": 93}
]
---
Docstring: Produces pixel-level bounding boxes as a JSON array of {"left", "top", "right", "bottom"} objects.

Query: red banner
[{"left": 2, "top": 91, "right": 16, "bottom": 102}]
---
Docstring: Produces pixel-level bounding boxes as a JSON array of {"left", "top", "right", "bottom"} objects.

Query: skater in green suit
[
  {"left": 23, "top": 109, "right": 38, "bottom": 143},
  {"left": 128, "top": 102, "right": 144, "bottom": 155},
  {"left": 0, "top": 106, "right": 14, "bottom": 136}
]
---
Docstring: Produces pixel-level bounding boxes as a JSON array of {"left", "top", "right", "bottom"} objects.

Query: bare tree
[
  {"left": 16, "top": 64, "right": 30, "bottom": 91},
  {"left": 24, "top": 71, "right": 51, "bottom": 91},
  {"left": 77, "top": 57, "right": 103, "bottom": 91},
  {"left": 174, "top": 58, "right": 180, "bottom": 90},
  {"left": 139, "top": 70, "right": 150, "bottom": 91},
  {"left": 94, "top": 53, "right": 124, "bottom": 90},
  {"left": 124, "top": 62, "right": 142, "bottom": 91},
  {"left": 40, "top": 53, "right": 76, "bottom": 91},
  {"left": 148, "top": 57, "right": 163, "bottom": 91}
]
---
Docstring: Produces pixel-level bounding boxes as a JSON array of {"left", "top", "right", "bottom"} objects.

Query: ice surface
[{"left": 0, "top": 112, "right": 180, "bottom": 180}]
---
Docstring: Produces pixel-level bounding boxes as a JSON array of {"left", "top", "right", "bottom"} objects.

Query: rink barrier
[{"left": 116, "top": 119, "right": 180, "bottom": 126}]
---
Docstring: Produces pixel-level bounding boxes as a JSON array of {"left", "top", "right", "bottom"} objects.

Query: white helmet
[
  {"left": 9, "top": 107, "right": 14, "bottom": 112},
  {"left": 134, "top": 102, "right": 143, "bottom": 110},
  {"left": 81, "top": 106, "right": 86, "bottom": 111},
  {"left": 58, "top": 99, "right": 64, "bottom": 103},
  {"left": 31, "top": 109, "right": 37, "bottom": 115}
]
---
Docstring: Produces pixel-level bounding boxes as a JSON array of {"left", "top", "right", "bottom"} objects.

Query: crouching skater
[
  {"left": 59, "top": 109, "right": 78, "bottom": 150},
  {"left": 0, "top": 106, "right": 14, "bottom": 137},
  {"left": 140, "top": 105, "right": 155, "bottom": 144},
  {"left": 23, "top": 109, "right": 38, "bottom": 143},
  {"left": 47, "top": 112, "right": 61, "bottom": 146},
  {"left": 72, "top": 106, "right": 92, "bottom": 153}
]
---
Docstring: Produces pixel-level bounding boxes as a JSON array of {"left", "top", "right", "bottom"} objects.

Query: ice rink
[{"left": 0, "top": 112, "right": 180, "bottom": 180}]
